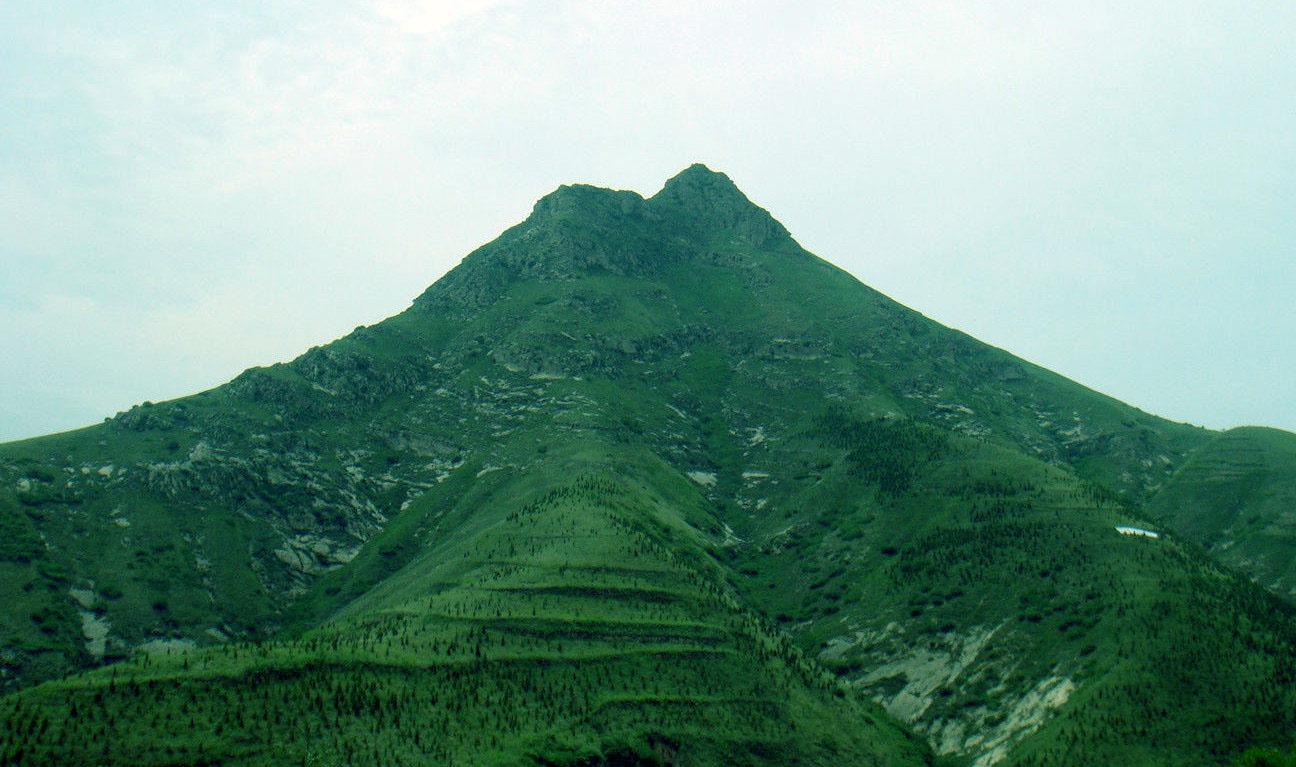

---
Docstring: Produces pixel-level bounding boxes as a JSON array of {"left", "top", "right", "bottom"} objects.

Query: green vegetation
[
  {"left": 1148, "top": 426, "right": 1296, "bottom": 600},
  {"left": 0, "top": 164, "right": 1293, "bottom": 765},
  {"left": 1237, "top": 743, "right": 1296, "bottom": 767},
  {"left": 0, "top": 458, "right": 931, "bottom": 765}
]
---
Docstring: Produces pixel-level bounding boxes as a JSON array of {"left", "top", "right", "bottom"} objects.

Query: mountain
[{"left": 1, "top": 164, "right": 1294, "bottom": 765}]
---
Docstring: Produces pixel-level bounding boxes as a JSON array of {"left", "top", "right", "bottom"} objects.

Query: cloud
[
  {"left": 372, "top": 0, "right": 511, "bottom": 39},
  {"left": 34, "top": 1, "right": 520, "bottom": 195}
]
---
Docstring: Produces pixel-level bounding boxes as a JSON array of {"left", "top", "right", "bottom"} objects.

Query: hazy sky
[{"left": 2, "top": 1, "right": 1294, "bottom": 441}]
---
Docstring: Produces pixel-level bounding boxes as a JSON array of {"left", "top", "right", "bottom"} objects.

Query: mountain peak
[
  {"left": 654, "top": 163, "right": 746, "bottom": 207},
  {"left": 650, "top": 163, "right": 790, "bottom": 247},
  {"left": 528, "top": 183, "right": 646, "bottom": 223}
]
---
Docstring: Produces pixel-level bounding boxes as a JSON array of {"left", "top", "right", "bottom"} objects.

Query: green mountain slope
[
  {"left": 1, "top": 164, "right": 1293, "bottom": 765},
  {"left": 1148, "top": 427, "right": 1296, "bottom": 600},
  {"left": 0, "top": 446, "right": 931, "bottom": 765},
  {"left": 715, "top": 412, "right": 1296, "bottom": 765}
]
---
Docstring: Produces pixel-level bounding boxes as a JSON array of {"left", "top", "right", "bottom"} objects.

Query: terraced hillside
[
  {"left": 0, "top": 451, "right": 931, "bottom": 765},
  {"left": 2, "top": 164, "right": 1294, "bottom": 765}
]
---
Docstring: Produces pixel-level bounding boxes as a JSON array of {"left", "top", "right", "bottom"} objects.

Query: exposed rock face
[{"left": 274, "top": 534, "right": 360, "bottom": 577}]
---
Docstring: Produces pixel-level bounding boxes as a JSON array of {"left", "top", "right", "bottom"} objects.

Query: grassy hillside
[
  {"left": 0, "top": 447, "right": 932, "bottom": 766},
  {"left": 1148, "top": 427, "right": 1296, "bottom": 600}
]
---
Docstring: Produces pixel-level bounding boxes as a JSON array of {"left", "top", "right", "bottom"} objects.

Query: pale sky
[{"left": 2, "top": 1, "right": 1294, "bottom": 441}]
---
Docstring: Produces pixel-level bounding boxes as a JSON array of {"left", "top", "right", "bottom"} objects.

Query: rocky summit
[{"left": 1, "top": 165, "right": 1294, "bottom": 766}]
